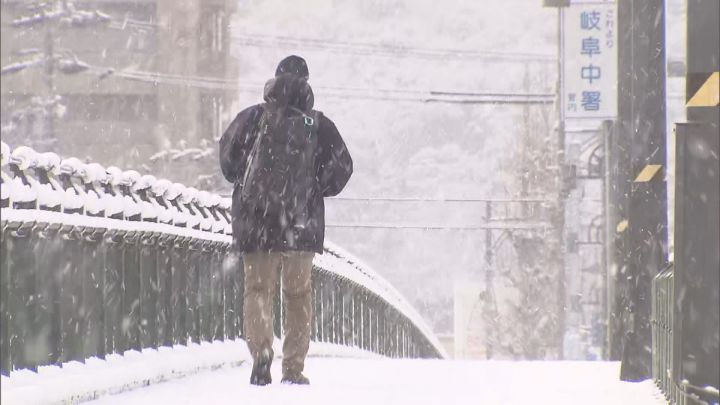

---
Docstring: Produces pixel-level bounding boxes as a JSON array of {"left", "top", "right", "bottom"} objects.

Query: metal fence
[
  {"left": 657, "top": 122, "right": 720, "bottom": 405},
  {"left": 0, "top": 142, "right": 445, "bottom": 375},
  {"left": 607, "top": 113, "right": 719, "bottom": 404},
  {"left": 649, "top": 120, "right": 720, "bottom": 405},
  {"left": 651, "top": 264, "right": 677, "bottom": 402},
  {"left": 651, "top": 263, "right": 720, "bottom": 405}
]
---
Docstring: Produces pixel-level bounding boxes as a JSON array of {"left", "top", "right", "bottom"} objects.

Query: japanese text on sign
[{"left": 562, "top": 3, "right": 618, "bottom": 120}]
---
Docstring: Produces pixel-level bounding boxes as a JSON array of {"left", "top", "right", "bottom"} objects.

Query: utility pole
[
  {"left": 601, "top": 119, "right": 618, "bottom": 361},
  {"left": 43, "top": 10, "right": 56, "bottom": 147},
  {"left": 555, "top": 4, "right": 567, "bottom": 361},
  {"left": 673, "top": 0, "right": 719, "bottom": 396},
  {"left": 483, "top": 202, "right": 494, "bottom": 359},
  {"left": 541, "top": 0, "right": 568, "bottom": 361},
  {"left": 616, "top": 0, "right": 668, "bottom": 382},
  {"left": 521, "top": 63, "right": 531, "bottom": 218}
]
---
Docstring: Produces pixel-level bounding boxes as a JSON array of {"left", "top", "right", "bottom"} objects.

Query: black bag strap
[
  {"left": 288, "top": 106, "right": 321, "bottom": 135},
  {"left": 237, "top": 104, "right": 268, "bottom": 189}
]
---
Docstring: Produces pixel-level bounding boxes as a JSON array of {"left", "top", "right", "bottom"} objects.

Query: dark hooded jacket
[{"left": 219, "top": 74, "right": 353, "bottom": 253}]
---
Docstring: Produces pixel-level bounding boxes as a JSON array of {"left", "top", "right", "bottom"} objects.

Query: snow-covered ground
[
  {"left": 91, "top": 359, "right": 665, "bottom": 405},
  {"left": 2, "top": 338, "right": 666, "bottom": 405},
  {"left": 0, "top": 340, "right": 378, "bottom": 404}
]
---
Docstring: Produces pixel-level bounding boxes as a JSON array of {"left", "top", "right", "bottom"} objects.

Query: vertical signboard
[{"left": 562, "top": 1, "right": 618, "bottom": 122}]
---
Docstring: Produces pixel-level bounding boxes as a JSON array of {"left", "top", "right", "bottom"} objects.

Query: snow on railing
[
  {"left": 319, "top": 241, "right": 448, "bottom": 359},
  {"left": 0, "top": 142, "right": 446, "bottom": 374},
  {"left": 4, "top": 146, "right": 226, "bottom": 229}
]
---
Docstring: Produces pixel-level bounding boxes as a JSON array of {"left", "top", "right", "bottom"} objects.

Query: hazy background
[
  {"left": 227, "top": 0, "right": 557, "bottom": 335},
  {"left": 0, "top": 0, "right": 688, "bottom": 354}
]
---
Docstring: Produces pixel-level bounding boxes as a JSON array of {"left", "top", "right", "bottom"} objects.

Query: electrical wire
[
  {"left": 109, "top": 67, "right": 555, "bottom": 104},
  {"left": 231, "top": 33, "right": 555, "bottom": 63},
  {"left": 328, "top": 197, "right": 549, "bottom": 203},
  {"left": 325, "top": 222, "right": 550, "bottom": 230}
]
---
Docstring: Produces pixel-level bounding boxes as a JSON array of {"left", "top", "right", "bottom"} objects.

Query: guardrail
[
  {"left": 650, "top": 122, "right": 720, "bottom": 405},
  {"left": 0, "top": 142, "right": 445, "bottom": 375},
  {"left": 651, "top": 263, "right": 720, "bottom": 405},
  {"left": 651, "top": 264, "right": 677, "bottom": 403}
]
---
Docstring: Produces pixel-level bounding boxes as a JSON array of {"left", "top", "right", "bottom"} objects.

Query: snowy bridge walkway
[
  {"left": 0, "top": 144, "right": 666, "bottom": 404},
  {"left": 3, "top": 340, "right": 664, "bottom": 405},
  {"left": 94, "top": 358, "right": 665, "bottom": 405}
]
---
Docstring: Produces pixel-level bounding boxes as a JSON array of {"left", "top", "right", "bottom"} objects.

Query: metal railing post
[
  {"left": 60, "top": 225, "right": 86, "bottom": 363},
  {"left": 7, "top": 220, "right": 36, "bottom": 370},
  {"left": 379, "top": 304, "right": 387, "bottom": 356},
  {"left": 139, "top": 230, "right": 159, "bottom": 350},
  {"left": 34, "top": 222, "right": 62, "bottom": 368},
  {"left": 318, "top": 273, "right": 327, "bottom": 342},
  {"left": 171, "top": 236, "right": 189, "bottom": 345},
  {"left": 122, "top": 229, "right": 141, "bottom": 352},
  {"left": 82, "top": 226, "right": 106, "bottom": 360},
  {"left": 198, "top": 240, "right": 212, "bottom": 342},
  {"left": 157, "top": 233, "right": 173, "bottom": 347},
  {"left": 353, "top": 288, "right": 362, "bottom": 348},
  {"left": 210, "top": 241, "right": 225, "bottom": 341},
  {"left": 0, "top": 219, "right": 10, "bottom": 375},
  {"left": 104, "top": 229, "right": 124, "bottom": 355},
  {"left": 222, "top": 246, "right": 236, "bottom": 340},
  {"left": 341, "top": 286, "right": 352, "bottom": 346},
  {"left": 329, "top": 277, "right": 337, "bottom": 343},
  {"left": 186, "top": 238, "right": 201, "bottom": 344},
  {"left": 362, "top": 293, "right": 370, "bottom": 351}
]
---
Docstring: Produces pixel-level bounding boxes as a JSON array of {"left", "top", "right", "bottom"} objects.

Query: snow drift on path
[
  {"left": 0, "top": 340, "right": 378, "bottom": 404},
  {"left": 93, "top": 359, "right": 666, "bottom": 405}
]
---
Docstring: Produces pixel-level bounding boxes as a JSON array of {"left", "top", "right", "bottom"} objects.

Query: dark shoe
[
  {"left": 250, "top": 348, "right": 273, "bottom": 386},
  {"left": 281, "top": 373, "right": 310, "bottom": 385}
]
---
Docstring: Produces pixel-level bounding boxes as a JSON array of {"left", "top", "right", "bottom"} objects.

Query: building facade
[{"left": 0, "top": 0, "right": 238, "bottom": 189}]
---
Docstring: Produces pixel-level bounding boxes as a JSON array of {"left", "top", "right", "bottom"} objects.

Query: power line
[
  {"left": 328, "top": 197, "right": 550, "bottom": 203},
  {"left": 231, "top": 33, "right": 555, "bottom": 63},
  {"left": 424, "top": 97, "right": 552, "bottom": 105},
  {"left": 326, "top": 222, "right": 550, "bottom": 230},
  {"left": 110, "top": 68, "right": 554, "bottom": 104},
  {"left": 429, "top": 90, "right": 551, "bottom": 98}
]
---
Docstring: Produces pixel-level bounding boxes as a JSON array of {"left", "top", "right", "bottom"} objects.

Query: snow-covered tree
[
  {"left": 0, "top": 1, "right": 112, "bottom": 150},
  {"left": 488, "top": 66, "right": 564, "bottom": 360}
]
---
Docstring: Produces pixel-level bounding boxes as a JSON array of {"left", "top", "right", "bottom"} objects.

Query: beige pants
[{"left": 243, "top": 251, "right": 314, "bottom": 376}]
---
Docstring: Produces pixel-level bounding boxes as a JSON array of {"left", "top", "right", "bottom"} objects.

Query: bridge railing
[
  {"left": 648, "top": 123, "right": 719, "bottom": 405},
  {"left": 651, "top": 263, "right": 676, "bottom": 402},
  {"left": 0, "top": 142, "right": 445, "bottom": 375}
]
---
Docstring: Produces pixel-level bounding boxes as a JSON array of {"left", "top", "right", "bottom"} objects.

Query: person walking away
[{"left": 219, "top": 55, "right": 353, "bottom": 386}]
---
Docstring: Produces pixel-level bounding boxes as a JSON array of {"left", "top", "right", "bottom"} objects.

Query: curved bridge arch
[{"left": 0, "top": 142, "right": 445, "bottom": 375}]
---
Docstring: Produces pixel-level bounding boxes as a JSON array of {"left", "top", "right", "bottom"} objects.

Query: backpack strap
[
  {"left": 288, "top": 107, "right": 322, "bottom": 135},
  {"left": 238, "top": 104, "right": 268, "bottom": 188},
  {"left": 312, "top": 110, "right": 323, "bottom": 132}
]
